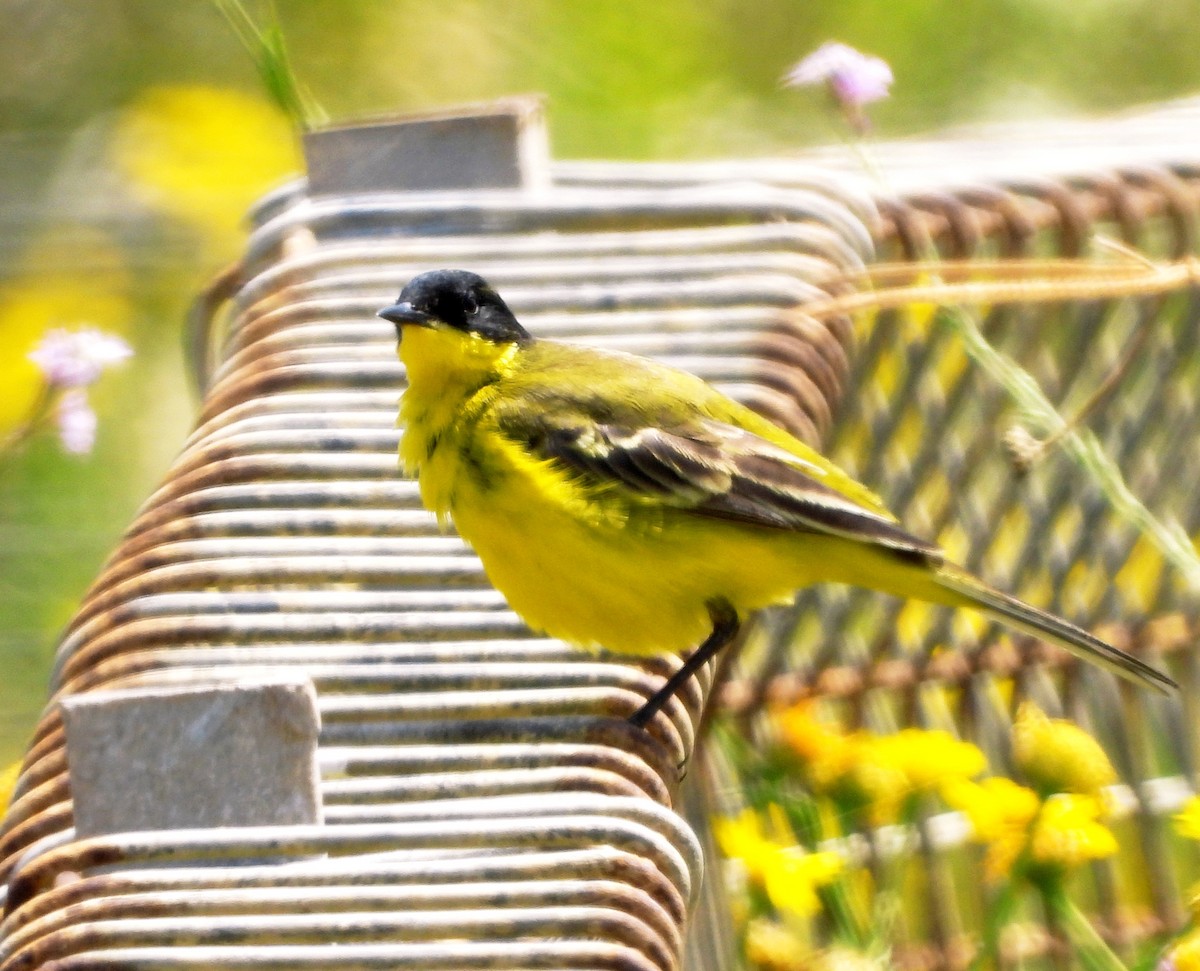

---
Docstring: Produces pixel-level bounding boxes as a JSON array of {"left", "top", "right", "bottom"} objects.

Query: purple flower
[
  {"left": 20, "top": 327, "right": 131, "bottom": 456},
  {"left": 56, "top": 389, "right": 98, "bottom": 455},
  {"left": 28, "top": 327, "right": 133, "bottom": 388},
  {"left": 783, "top": 42, "right": 893, "bottom": 131}
]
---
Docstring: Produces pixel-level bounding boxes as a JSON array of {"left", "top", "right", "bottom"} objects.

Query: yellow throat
[{"left": 397, "top": 324, "right": 520, "bottom": 518}]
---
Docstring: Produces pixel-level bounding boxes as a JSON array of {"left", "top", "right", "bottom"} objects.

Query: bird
[{"left": 378, "top": 269, "right": 1175, "bottom": 727}]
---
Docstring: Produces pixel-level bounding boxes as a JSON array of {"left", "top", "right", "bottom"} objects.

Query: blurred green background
[{"left": 3, "top": 0, "right": 1200, "bottom": 767}]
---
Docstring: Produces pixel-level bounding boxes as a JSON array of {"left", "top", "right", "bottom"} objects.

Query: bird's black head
[{"left": 378, "top": 270, "right": 531, "bottom": 345}]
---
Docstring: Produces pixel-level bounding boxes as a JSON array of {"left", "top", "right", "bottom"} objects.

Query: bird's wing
[{"left": 500, "top": 405, "right": 941, "bottom": 563}]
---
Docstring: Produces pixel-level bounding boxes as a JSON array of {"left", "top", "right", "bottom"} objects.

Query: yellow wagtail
[{"left": 379, "top": 269, "right": 1174, "bottom": 727}]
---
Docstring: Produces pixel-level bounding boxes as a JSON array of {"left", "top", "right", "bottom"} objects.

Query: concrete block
[
  {"left": 304, "top": 96, "right": 550, "bottom": 194},
  {"left": 61, "top": 677, "right": 322, "bottom": 837}
]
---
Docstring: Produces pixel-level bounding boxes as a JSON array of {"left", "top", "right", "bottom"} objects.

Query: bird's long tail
[{"left": 933, "top": 566, "right": 1176, "bottom": 694}]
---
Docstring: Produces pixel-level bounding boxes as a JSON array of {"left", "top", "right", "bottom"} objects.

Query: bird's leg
[{"left": 629, "top": 600, "right": 740, "bottom": 728}]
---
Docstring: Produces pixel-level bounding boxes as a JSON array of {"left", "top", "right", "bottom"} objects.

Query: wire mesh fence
[{"left": 707, "top": 161, "right": 1200, "bottom": 965}]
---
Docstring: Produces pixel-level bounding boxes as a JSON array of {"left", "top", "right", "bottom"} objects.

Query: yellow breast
[
  {"left": 398, "top": 325, "right": 520, "bottom": 521},
  {"left": 396, "top": 325, "right": 919, "bottom": 657}
]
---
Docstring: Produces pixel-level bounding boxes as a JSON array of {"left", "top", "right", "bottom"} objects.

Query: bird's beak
[{"left": 377, "top": 301, "right": 434, "bottom": 329}]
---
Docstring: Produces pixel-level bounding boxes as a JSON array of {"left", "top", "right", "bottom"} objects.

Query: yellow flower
[
  {"left": 775, "top": 705, "right": 909, "bottom": 824},
  {"left": 947, "top": 780, "right": 1118, "bottom": 878},
  {"left": 1012, "top": 703, "right": 1117, "bottom": 796},
  {"left": 112, "top": 85, "right": 299, "bottom": 249},
  {"left": 944, "top": 777, "right": 1040, "bottom": 879},
  {"left": 777, "top": 703, "right": 988, "bottom": 823},
  {"left": 715, "top": 808, "right": 779, "bottom": 886},
  {"left": 848, "top": 728, "right": 986, "bottom": 825},
  {"left": 776, "top": 705, "right": 986, "bottom": 824},
  {"left": 848, "top": 746, "right": 910, "bottom": 826},
  {"left": 715, "top": 806, "right": 842, "bottom": 920},
  {"left": 870, "top": 728, "right": 987, "bottom": 794},
  {"left": 744, "top": 918, "right": 810, "bottom": 970},
  {"left": 762, "top": 848, "right": 843, "bottom": 919},
  {"left": 947, "top": 777, "right": 1041, "bottom": 842},
  {"left": 1166, "top": 931, "right": 1200, "bottom": 971},
  {"left": 775, "top": 702, "right": 863, "bottom": 793},
  {"left": 0, "top": 760, "right": 21, "bottom": 810},
  {"left": 1175, "top": 796, "right": 1200, "bottom": 841},
  {"left": 1029, "top": 794, "right": 1118, "bottom": 870}
]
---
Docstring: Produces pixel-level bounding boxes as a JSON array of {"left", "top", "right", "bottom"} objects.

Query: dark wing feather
[{"left": 509, "top": 410, "right": 940, "bottom": 564}]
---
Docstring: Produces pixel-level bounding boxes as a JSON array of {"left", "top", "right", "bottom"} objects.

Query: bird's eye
[{"left": 463, "top": 294, "right": 479, "bottom": 315}]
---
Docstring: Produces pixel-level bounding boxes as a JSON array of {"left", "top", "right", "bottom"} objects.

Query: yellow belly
[
  {"left": 445, "top": 450, "right": 941, "bottom": 657},
  {"left": 404, "top": 385, "right": 951, "bottom": 657},
  {"left": 451, "top": 481, "right": 766, "bottom": 654}
]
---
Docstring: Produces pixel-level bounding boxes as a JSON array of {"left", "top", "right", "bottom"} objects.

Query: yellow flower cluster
[
  {"left": 715, "top": 806, "right": 843, "bottom": 919},
  {"left": 730, "top": 697, "right": 1130, "bottom": 971},
  {"left": 1028, "top": 794, "right": 1117, "bottom": 870},
  {"left": 945, "top": 777, "right": 1118, "bottom": 879},
  {"left": 775, "top": 702, "right": 985, "bottom": 823},
  {"left": 870, "top": 728, "right": 988, "bottom": 796},
  {"left": 943, "top": 776, "right": 1039, "bottom": 879},
  {"left": 775, "top": 702, "right": 861, "bottom": 792},
  {"left": 1012, "top": 702, "right": 1117, "bottom": 796}
]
